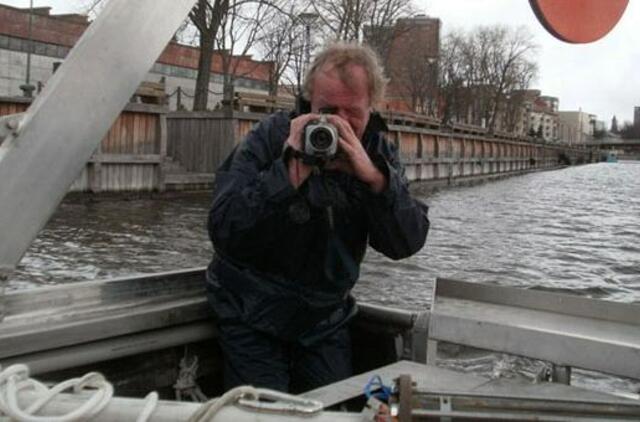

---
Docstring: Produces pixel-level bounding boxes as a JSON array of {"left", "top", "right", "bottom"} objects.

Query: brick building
[
  {"left": 367, "top": 14, "right": 440, "bottom": 113},
  {"left": 0, "top": 4, "right": 273, "bottom": 110}
]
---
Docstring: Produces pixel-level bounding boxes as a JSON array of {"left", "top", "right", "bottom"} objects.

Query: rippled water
[
  {"left": 9, "top": 162, "right": 640, "bottom": 394},
  {"left": 357, "top": 162, "right": 640, "bottom": 308}
]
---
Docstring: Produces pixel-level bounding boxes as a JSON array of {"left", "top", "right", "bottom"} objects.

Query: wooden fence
[
  {"left": 166, "top": 110, "right": 594, "bottom": 184},
  {"left": 0, "top": 97, "right": 166, "bottom": 192},
  {"left": 166, "top": 111, "right": 241, "bottom": 173},
  {"left": 2, "top": 97, "right": 595, "bottom": 193},
  {"left": 389, "top": 125, "right": 564, "bottom": 182}
]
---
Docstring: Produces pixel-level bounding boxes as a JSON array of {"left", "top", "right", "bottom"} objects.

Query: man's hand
[
  {"left": 285, "top": 114, "right": 319, "bottom": 189},
  {"left": 325, "top": 115, "right": 387, "bottom": 193}
]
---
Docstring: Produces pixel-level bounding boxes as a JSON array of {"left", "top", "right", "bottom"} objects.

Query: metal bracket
[
  {"left": 398, "top": 310, "right": 430, "bottom": 363},
  {"left": 0, "top": 113, "right": 24, "bottom": 144},
  {"left": 551, "top": 364, "right": 572, "bottom": 385},
  {"left": 438, "top": 395, "right": 453, "bottom": 422},
  {"left": 237, "top": 388, "right": 323, "bottom": 415}
]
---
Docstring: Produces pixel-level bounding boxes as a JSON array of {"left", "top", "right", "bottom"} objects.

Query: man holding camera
[{"left": 206, "top": 43, "right": 429, "bottom": 393}]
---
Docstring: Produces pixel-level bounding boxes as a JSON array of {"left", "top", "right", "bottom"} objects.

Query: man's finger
[
  {"left": 326, "top": 115, "right": 358, "bottom": 144},
  {"left": 338, "top": 137, "right": 356, "bottom": 156},
  {"left": 292, "top": 113, "right": 323, "bottom": 132}
]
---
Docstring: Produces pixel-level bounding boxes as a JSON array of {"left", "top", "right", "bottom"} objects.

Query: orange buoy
[{"left": 529, "top": 0, "right": 629, "bottom": 43}]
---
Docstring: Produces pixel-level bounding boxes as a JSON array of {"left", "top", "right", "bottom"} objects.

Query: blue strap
[{"left": 363, "top": 375, "right": 394, "bottom": 402}]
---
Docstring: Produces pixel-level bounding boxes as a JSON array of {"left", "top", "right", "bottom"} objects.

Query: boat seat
[{"left": 427, "top": 278, "right": 640, "bottom": 381}]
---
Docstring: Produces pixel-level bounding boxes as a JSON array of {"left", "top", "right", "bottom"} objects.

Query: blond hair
[{"left": 303, "top": 42, "right": 387, "bottom": 106}]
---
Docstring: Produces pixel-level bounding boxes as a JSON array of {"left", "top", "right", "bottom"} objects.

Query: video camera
[{"left": 303, "top": 109, "right": 339, "bottom": 163}]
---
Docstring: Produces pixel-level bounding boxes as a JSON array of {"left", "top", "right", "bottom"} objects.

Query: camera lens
[{"left": 310, "top": 127, "right": 334, "bottom": 150}]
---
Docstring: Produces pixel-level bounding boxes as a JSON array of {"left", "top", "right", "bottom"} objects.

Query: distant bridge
[
  {"left": 584, "top": 137, "right": 640, "bottom": 147},
  {"left": 585, "top": 137, "right": 640, "bottom": 160}
]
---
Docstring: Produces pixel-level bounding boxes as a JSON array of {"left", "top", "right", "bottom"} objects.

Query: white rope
[
  {"left": 174, "top": 354, "right": 208, "bottom": 402},
  {"left": 0, "top": 364, "right": 113, "bottom": 422},
  {"left": 136, "top": 392, "right": 159, "bottom": 422},
  {"left": 0, "top": 364, "right": 160, "bottom": 422}
]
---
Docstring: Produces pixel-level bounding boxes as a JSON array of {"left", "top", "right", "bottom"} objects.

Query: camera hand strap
[{"left": 313, "top": 167, "right": 335, "bottom": 232}]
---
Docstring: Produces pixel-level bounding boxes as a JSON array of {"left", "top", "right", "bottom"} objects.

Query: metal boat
[{"left": 1, "top": 0, "right": 639, "bottom": 420}]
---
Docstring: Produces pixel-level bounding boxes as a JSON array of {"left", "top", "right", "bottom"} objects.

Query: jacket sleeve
[
  {"left": 364, "top": 138, "right": 429, "bottom": 260},
  {"left": 208, "top": 114, "right": 297, "bottom": 261}
]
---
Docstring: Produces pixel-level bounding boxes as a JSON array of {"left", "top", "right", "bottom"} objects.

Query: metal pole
[
  {"left": 20, "top": 0, "right": 36, "bottom": 97},
  {"left": 0, "top": 0, "right": 198, "bottom": 301},
  {"left": 298, "top": 13, "right": 317, "bottom": 84},
  {"left": 26, "top": 0, "right": 33, "bottom": 85},
  {"left": 305, "top": 23, "right": 311, "bottom": 76}
]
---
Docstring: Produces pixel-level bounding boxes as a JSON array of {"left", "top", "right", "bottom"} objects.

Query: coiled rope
[
  {"left": 1, "top": 364, "right": 324, "bottom": 421},
  {"left": 0, "top": 364, "right": 158, "bottom": 422}
]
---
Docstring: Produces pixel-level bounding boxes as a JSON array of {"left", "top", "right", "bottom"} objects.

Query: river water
[{"left": 10, "top": 162, "right": 640, "bottom": 394}]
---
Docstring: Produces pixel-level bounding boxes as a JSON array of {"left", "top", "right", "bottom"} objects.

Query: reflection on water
[{"left": 10, "top": 162, "right": 640, "bottom": 394}]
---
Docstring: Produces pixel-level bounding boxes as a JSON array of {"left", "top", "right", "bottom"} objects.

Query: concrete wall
[
  {"left": 0, "top": 47, "right": 61, "bottom": 96},
  {"left": 0, "top": 39, "right": 269, "bottom": 110}
]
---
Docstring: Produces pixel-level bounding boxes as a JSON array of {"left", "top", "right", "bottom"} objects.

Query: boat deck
[{"left": 304, "top": 360, "right": 640, "bottom": 408}]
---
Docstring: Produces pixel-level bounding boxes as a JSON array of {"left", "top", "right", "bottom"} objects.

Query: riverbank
[
  {"left": 62, "top": 163, "right": 572, "bottom": 203},
  {"left": 1, "top": 96, "right": 597, "bottom": 195}
]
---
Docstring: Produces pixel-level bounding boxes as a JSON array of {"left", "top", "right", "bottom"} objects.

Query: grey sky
[
  {"left": 3, "top": 0, "right": 639, "bottom": 125},
  {"left": 421, "top": 0, "right": 640, "bottom": 126}
]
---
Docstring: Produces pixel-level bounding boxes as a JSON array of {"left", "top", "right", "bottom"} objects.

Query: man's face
[{"left": 310, "top": 64, "right": 371, "bottom": 140}]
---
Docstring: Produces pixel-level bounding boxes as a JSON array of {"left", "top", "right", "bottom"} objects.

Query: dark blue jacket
[{"left": 206, "top": 110, "right": 429, "bottom": 345}]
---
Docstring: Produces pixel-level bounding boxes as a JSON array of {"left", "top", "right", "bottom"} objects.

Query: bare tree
[
  {"left": 189, "top": 0, "right": 230, "bottom": 111},
  {"left": 438, "top": 31, "right": 466, "bottom": 124},
  {"left": 280, "top": 25, "right": 307, "bottom": 97},
  {"left": 310, "top": 0, "right": 367, "bottom": 42},
  {"left": 484, "top": 26, "right": 538, "bottom": 132},
  {"left": 438, "top": 25, "right": 538, "bottom": 132},
  {"left": 255, "top": 1, "right": 302, "bottom": 95},
  {"left": 311, "top": 0, "right": 416, "bottom": 50},
  {"left": 216, "top": 1, "right": 281, "bottom": 107}
]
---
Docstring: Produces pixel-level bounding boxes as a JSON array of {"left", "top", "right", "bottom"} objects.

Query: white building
[{"left": 558, "top": 111, "right": 596, "bottom": 145}]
